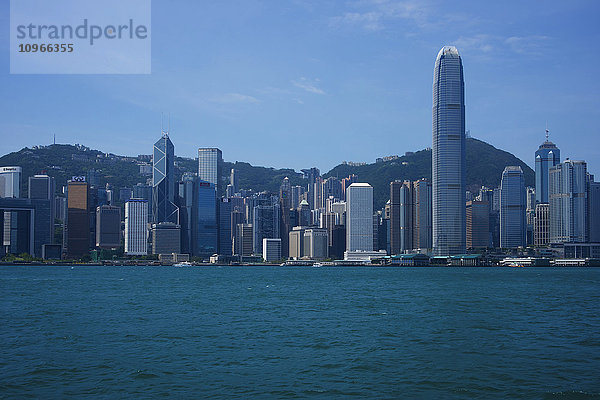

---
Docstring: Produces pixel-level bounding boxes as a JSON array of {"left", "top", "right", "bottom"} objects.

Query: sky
[{"left": 1, "top": 0, "right": 599, "bottom": 176}]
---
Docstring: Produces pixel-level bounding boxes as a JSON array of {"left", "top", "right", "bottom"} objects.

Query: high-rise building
[
  {"left": 346, "top": 183, "right": 373, "bottom": 252},
  {"left": 125, "top": 199, "right": 148, "bottom": 255},
  {"left": 390, "top": 179, "right": 432, "bottom": 254},
  {"left": 230, "top": 168, "right": 238, "bottom": 194},
  {"left": 0, "top": 198, "right": 52, "bottom": 258},
  {"left": 29, "top": 175, "right": 55, "bottom": 245},
  {"left": 133, "top": 183, "right": 152, "bottom": 217},
  {"left": 289, "top": 226, "right": 306, "bottom": 259},
  {"left": 218, "top": 198, "right": 232, "bottom": 256},
  {"left": 535, "top": 130, "right": 560, "bottom": 204},
  {"left": 588, "top": 181, "right": 600, "bottom": 243},
  {"left": 412, "top": 179, "right": 433, "bottom": 251},
  {"left": 279, "top": 177, "right": 292, "bottom": 258},
  {"left": 151, "top": 222, "right": 181, "bottom": 255},
  {"left": 304, "top": 228, "right": 328, "bottom": 260},
  {"left": 466, "top": 201, "right": 490, "bottom": 249},
  {"left": 193, "top": 180, "right": 217, "bottom": 258},
  {"left": 0, "top": 166, "right": 22, "bottom": 198},
  {"left": 500, "top": 166, "right": 526, "bottom": 249},
  {"left": 549, "top": 160, "right": 588, "bottom": 243},
  {"left": 66, "top": 179, "right": 90, "bottom": 258},
  {"left": 153, "top": 133, "right": 178, "bottom": 224},
  {"left": 96, "top": 205, "right": 121, "bottom": 249},
  {"left": 198, "top": 148, "right": 223, "bottom": 194},
  {"left": 262, "top": 238, "right": 281, "bottom": 262},
  {"left": 234, "top": 223, "right": 253, "bottom": 256},
  {"left": 432, "top": 46, "right": 466, "bottom": 256},
  {"left": 534, "top": 203, "right": 549, "bottom": 246},
  {"left": 253, "top": 203, "right": 280, "bottom": 255}
]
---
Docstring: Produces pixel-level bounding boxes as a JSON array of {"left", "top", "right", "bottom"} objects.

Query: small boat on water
[{"left": 173, "top": 261, "right": 193, "bottom": 267}]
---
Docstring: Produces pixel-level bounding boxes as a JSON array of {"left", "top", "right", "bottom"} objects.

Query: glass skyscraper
[
  {"left": 500, "top": 166, "right": 526, "bottom": 248},
  {"left": 432, "top": 46, "right": 466, "bottom": 256},
  {"left": 153, "top": 133, "right": 178, "bottom": 224},
  {"left": 198, "top": 148, "right": 223, "bottom": 194},
  {"left": 549, "top": 160, "right": 588, "bottom": 243},
  {"left": 535, "top": 132, "right": 560, "bottom": 204}
]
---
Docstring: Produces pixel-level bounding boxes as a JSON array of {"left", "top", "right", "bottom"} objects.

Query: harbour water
[{"left": 1, "top": 266, "right": 599, "bottom": 398}]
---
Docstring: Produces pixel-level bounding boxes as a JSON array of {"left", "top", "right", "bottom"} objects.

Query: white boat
[{"left": 173, "top": 261, "right": 192, "bottom": 267}]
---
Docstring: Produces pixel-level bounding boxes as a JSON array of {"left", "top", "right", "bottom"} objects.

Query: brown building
[{"left": 67, "top": 180, "right": 89, "bottom": 258}]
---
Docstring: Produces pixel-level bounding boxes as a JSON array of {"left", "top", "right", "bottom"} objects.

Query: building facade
[
  {"left": 153, "top": 133, "right": 178, "bottom": 224},
  {"left": 549, "top": 160, "right": 588, "bottom": 244},
  {"left": 535, "top": 135, "right": 560, "bottom": 204},
  {"left": 346, "top": 183, "right": 373, "bottom": 252},
  {"left": 125, "top": 199, "right": 148, "bottom": 255},
  {"left": 198, "top": 148, "right": 223, "bottom": 194},
  {"left": 500, "top": 166, "right": 526, "bottom": 248}
]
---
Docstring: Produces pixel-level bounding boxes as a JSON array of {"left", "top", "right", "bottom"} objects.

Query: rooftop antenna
[
  {"left": 168, "top": 112, "right": 171, "bottom": 136},
  {"left": 545, "top": 122, "right": 549, "bottom": 142},
  {"left": 53, "top": 133, "right": 55, "bottom": 145}
]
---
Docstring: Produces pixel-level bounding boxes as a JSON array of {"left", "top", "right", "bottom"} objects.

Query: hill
[{"left": 0, "top": 138, "right": 533, "bottom": 209}]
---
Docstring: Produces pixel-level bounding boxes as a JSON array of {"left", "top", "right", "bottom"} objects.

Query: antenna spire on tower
[{"left": 545, "top": 122, "right": 549, "bottom": 142}]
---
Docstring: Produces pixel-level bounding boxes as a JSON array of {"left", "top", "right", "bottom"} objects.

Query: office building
[
  {"left": 96, "top": 205, "right": 121, "bottom": 249},
  {"left": 151, "top": 222, "right": 181, "bottom": 255},
  {"left": 234, "top": 223, "right": 253, "bottom": 256},
  {"left": 253, "top": 203, "right": 280, "bottom": 255},
  {"left": 304, "top": 228, "right": 328, "bottom": 260},
  {"left": 346, "top": 183, "right": 373, "bottom": 252},
  {"left": 589, "top": 181, "right": 600, "bottom": 243},
  {"left": 0, "top": 166, "right": 21, "bottom": 198},
  {"left": 535, "top": 130, "right": 560, "bottom": 204},
  {"left": 193, "top": 180, "right": 217, "bottom": 258},
  {"left": 198, "top": 148, "right": 223, "bottom": 194},
  {"left": 466, "top": 201, "right": 489, "bottom": 249},
  {"left": 279, "top": 177, "right": 292, "bottom": 258},
  {"left": 218, "top": 198, "right": 232, "bottom": 256},
  {"left": 432, "top": 46, "right": 466, "bottom": 256},
  {"left": 230, "top": 168, "right": 238, "bottom": 194},
  {"left": 66, "top": 179, "right": 90, "bottom": 258},
  {"left": 500, "top": 166, "right": 526, "bottom": 248},
  {"left": 29, "top": 174, "right": 55, "bottom": 245},
  {"left": 125, "top": 199, "right": 148, "bottom": 255},
  {"left": 534, "top": 203, "right": 549, "bottom": 246},
  {"left": 0, "top": 198, "right": 52, "bottom": 258},
  {"left": 153, "top": 133, "right": 179, "bottom": 224},
  {"left": 262, "top": 238, "right": 281, "bottom": 262},
  {"left": 289, "top": 226, "right": 306, "bottom": 259},
  {"left": 133, "top": 183, "right": 152, "bottom": 217},
  {"left": 549, "top": 160, "right": 588, "bottom": 243}
]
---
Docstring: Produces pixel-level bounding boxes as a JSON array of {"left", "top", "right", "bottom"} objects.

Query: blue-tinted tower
[
  {"left": 432, "top": 46, "right": 466, "bottom": 256},
  {"left": 535, "top": 129, "right": 560, "bottom": 204},
  {"left": 152, "top": 133, "right": 179, "bottom": 224}
]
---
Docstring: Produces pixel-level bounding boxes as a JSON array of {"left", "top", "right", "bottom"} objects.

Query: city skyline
[{"left": 0, "top": 1, "right": 598, "bottom": 175}]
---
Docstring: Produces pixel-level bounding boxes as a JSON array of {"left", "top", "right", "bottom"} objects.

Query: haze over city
[{"left": 1, "top": 0, "right": 599, "bottom": 175}]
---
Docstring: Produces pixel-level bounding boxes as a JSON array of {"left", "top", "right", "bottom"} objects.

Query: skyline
[{"left": 0, "top": 1, "right": 599, "bottom": 176}]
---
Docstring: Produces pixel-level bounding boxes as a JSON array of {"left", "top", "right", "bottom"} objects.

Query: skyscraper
[
  {"left": 279, "top": 177, "right": 291, "bottom": 258},
  {"left": 500, "top": 166, "right": 526, "bottom": 248},
  {"left": 432, "top": 46, "right": 466, "bottom": 256},
  {"left": 549, "top": 160, "right": 588, "bottom": 243},
  {"left": 153, "top": 133, "right": 178, "bottom": 224},
  {"left": 346, "top": 183, "right": 373, "bottom": 252},
  {"left": 535, "top": 129, "right": 560, "bottom": 204},
  {"left": 125, "top": 199, "right": 148, "bottom": 255},
  {"left": 67, "top": 179, "right": 90, "bottom": 258},
  {"left": 0, "top": 166, "right": 21, "bottom": 198},
  {"left": 253, "top": 203, "right": 280, "bottom": 255},
  {"left": 198, "top": 148, "right": 223, "bottom": 194},
  {"left": 95, "top": 205, "right": 121, "bottom": 249}
]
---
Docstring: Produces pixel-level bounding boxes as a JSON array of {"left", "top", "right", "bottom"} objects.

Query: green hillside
[
  {"left": 0, "top": 138, "right": 533, "bottom": 210},
  {"left": 325, "top": 138, "right": 534, "bottom": 209}
]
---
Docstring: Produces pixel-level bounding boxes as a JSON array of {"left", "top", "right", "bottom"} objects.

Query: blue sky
[{"left": 1, "top": 0, "right": 599, "bottom": 176}]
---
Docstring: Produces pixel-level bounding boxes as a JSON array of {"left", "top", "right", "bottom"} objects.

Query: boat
[{"left": 173, "top": 261, "right": 192, "bottom": 267}]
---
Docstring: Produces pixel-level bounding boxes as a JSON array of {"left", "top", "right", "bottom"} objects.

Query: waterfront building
[
  {"left": 29, "top": 175, "right": 56, "bottom": 245},
  {"left": 535, "top": 130, "right": 560, "bottom": 204},
  {"left": 66, "top": 179, "right": 90, "bottom": 258},
  {"left": 589, "top": 181, "right": 600, "bottom": 243},
  {"left": 262, "top": 238, "right": 281, "bottom": 262},
  {"left": 95, "top": 205, "right": 121, "bottom": 249},
  {"left": 346, "top": 183, "right": 373, "bottom": 252},
  {"left": 218, "top": 198, "right": 232, "bottom": 256},
  {"left": 0, "top": 197, "right": 52, "bottom": 258},
  {"left": 466, "top": 201, "right": 490, "bottom": 249},
  {"left": 153, "top": 133, "right": 178, "bottom": 224},
  {"left": 304, "top": 228, "right": 328, "bottom": 260},
  {"left": 198, "top": 148, "right": 223, "bottom": 194},
  {"left": 193, "top": 180, "right": 217, "bottom": 258},
  {"left": 432, "top": 46, "right": 466, "bottom": 256},
  {"left": 279, "top": 177, "right": 292, "bottom": 259},
  {"left": 124, "top": 199, "right": 148, "bottom": 255},
  {"left": 549, "top": 160, "right": 588, "bottom": 243},
  {"left": 234, "top": 223, "right": 253, "bottom": 256},
  {"left": 500, "top": 166, "right": 526, "bottom": 248},
  {"left": 289, "top": 226, "right": 306, "bottom": 259},
  {"left": 151, "top": 222, "right": 181, "bottom": 255}
]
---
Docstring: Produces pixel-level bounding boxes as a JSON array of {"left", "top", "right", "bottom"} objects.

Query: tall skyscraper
[
  {"left": 153, "top": 133, "right": 178, "bottom": 224},
  {"left": 549, "top": 160, "right": 588, "bottom": 243},
  {"left": 67, "top": 179, "right": 90, "bottom": 258},
  {"left": 218, "top": 197, "right": 232, "bottom": 256},
  {"left": 279, "top": 177, "right": 292, "bottom": 259},
  {"left": 198, "top": 148, "right": 223, "bottom": 194},
  {"left": 500, "top": 166, "right": 526, "bottom": 249},
  {"left": 193, "top": 180, "right": 218, "bottom": 258},
  {"left": 125, "top": 199, "right": 148, "bottom": 255},
  {"left": 466, "top": 200, "right": 490, "bottom": 249},
  {"left": 535, "top": 129, "right": 560, "bottom": 204},
  {"left": 253, "top": 203, "right": 280, "bottom": 255},
  {"left": 0, "top": 166, "right": 22, "bottom": 198},
  {"left": 588, "top": 180, "right": 600, "bottom": 243},
  {"left": 432, "top": 46, "right": 466, "bottom": 256},
  {"left": 346, "top": 183, "right": 373, "bottom": 252},
  {"left": 29, "top": 174, "right": 56, "bottom": 245},
  {"left": 230, "top": 168, "right": 238, "bottom": 194}
]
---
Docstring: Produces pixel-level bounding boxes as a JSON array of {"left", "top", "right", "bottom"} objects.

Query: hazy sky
[{"left": 1, "top": 0, "right": 599, "bottom": 176}]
